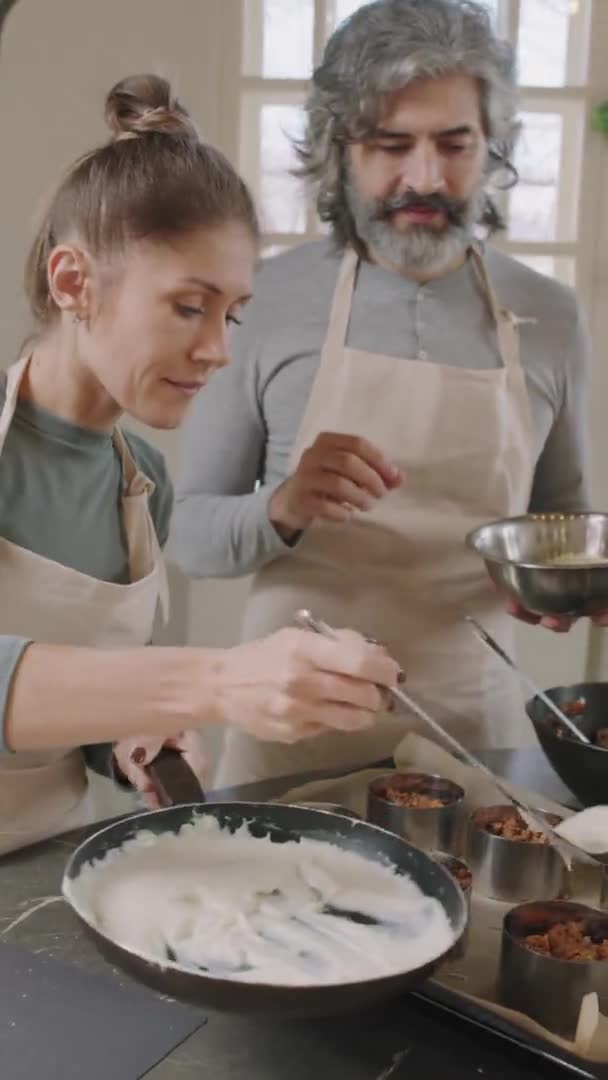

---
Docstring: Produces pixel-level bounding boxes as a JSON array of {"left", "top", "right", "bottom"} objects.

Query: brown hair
[{"left": 25, "top": 74, "right": 259, "bottom": 323}]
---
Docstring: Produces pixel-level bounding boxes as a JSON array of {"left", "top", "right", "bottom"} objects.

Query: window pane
[
  {"left": 243, "top": 0, "right": 314, "bottom": 79},
  {"left": 241, "top": 100, "right": 306, "bottom": 234},
  {"left": 477, "top": 0, "right": 499, "bottom": 24},
  {"left": 513, "top": 254, "right": 576, "bottom": 288},
  {"left": 508, "top": 102, "right": 583, "bottom": 243},
  {"left": 260, "top": 105, "right": 306, "bottom": 232},
  {"left": 330, "top": 0, "right": 368, "bottom": 28},
  {"left": 508, "top": 112, "right": 562, "bottom": 242},
  {"left": 517, "top": 0, "right": 589, "bottom": 87}
]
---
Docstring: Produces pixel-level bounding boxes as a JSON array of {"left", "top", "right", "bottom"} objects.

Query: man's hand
[
  {"left": 269, "top": 432, "right": 402, "bottom": 540},
  {"left": 506, "top": 596, "right": 608, "bottom": 631},
  {"left": 506, "top": 597, "right": 575, "bottom": 632}
]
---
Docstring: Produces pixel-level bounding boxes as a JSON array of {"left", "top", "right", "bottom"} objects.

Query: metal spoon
[
  {"left": 465, "top": 616, "right": 590, "bottom": 746},
  {"left": 293, "top": 609, "right": 600, "bottom": 869}
]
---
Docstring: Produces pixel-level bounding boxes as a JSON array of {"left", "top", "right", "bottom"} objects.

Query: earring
[{"left": 73, "top": 312, "right": 85, "bottom": 324}]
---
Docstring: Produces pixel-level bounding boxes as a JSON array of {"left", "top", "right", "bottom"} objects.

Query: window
[{"left": 231, "top": 0, "right": 600, "bottom": 289}]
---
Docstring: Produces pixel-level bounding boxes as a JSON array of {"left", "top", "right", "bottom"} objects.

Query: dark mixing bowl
[{"left": 526, "top": 682, "right": 608, "bottom": 807}]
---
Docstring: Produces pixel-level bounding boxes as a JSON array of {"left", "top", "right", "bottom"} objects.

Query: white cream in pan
[{"left": 67, "top": 816, "right": 455, "bottom": 986}]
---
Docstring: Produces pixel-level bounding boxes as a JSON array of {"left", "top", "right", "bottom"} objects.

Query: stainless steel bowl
[
  {"left": 467, "top": 805, "right": 565, "bottom": 903},
  {"left": 430, "top": 851, "right": 472, "bottom": 960},
  {"left": 367, "top": 772, "right": 465, "bottom": 855},
  {"left": 498, "top": 901, "right": 608, "bottom": 1039},
  {"left": 466, "top": 513, "right": 608, "bottom": 617}
]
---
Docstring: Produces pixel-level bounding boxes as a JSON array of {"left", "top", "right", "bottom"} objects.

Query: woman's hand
[
  {"left": 214, "top": 627, "right": 401, "bottom": 744},
  {"left": 113, "top": 730, "right": 208, "bottom": 808}
]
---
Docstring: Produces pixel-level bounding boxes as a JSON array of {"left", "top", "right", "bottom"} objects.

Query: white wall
[
  {"left": 0, "top": 0, "right": 224, "bottom": 366},
  {"left": 0, "top": 0, "right": 250, "bottom": 665}
]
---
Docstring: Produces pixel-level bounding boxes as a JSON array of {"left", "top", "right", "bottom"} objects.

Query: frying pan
[
  {"left": 62, "top": 750, "right": 467, "bottom": 1017},
  {"left": 526, "top": 682, "right": 608, "bottom": 808}
]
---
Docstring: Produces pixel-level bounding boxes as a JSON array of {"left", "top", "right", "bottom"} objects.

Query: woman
[{"left": 0, "top": 74, "right": 399, "bottom": 855}]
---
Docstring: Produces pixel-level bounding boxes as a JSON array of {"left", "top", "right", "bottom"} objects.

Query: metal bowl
[
  {"left": 466, "top": 513, "right": 608, "bottom": 617},
  {"left": 498, "top": 900, "right": 608, "bottom": 1040},
  {"left": 367, "top": 772, "right": 465, "bottom": 855},
  {"left": 467, "top": 805, "right": 565, "bottom": 903},
  {"left": 526, "top": 682, "right": 608, "bottom": 808},
  {"left": 430, "top": 851, "right": 473, "bottom": 960}
]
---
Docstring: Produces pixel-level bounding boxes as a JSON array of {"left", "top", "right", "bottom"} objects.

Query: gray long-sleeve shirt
[{"left": 172, "top": 239, "right": 592, "bottom": 579}]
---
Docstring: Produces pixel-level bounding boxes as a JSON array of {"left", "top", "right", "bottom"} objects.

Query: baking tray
[{"left": 413, "top": 980, "right": 607, "bottom": 1078}]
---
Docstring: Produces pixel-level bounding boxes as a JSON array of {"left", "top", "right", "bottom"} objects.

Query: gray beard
[{"left": 346, "top": 182, "right": 485, "bottom": 276}]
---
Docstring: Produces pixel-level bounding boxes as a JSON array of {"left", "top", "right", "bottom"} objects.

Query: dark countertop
[{"left": 0, "top": 749, "right": 600, "bottom": 1080}]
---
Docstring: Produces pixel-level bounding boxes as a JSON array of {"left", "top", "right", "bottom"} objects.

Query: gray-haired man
[{"left": 174, "top": 0, "right": 593, "bottom": 786}]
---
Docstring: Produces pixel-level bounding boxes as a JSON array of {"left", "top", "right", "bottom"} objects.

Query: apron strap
[
  {"left": 324, "top": 247, "right": 360, "bottom": 353},
  {"left": 470, "top": 247, "right": 521, "bottom": 375},
  {"left": 470, "top": 247, "right": 534, "bottom": 495},
  {"left": 329, "top": 246, "right": 522, "bottom": 377},
  {"left": 112, "top": 425, "right": 170, "bottom": 621},
  {"left": 112, "top": 424, "right": 155, "bottom": 497},
  {"left": 0, "top": 358, "right": 169, "bottom": 623},
  {"left": 0, "top": 356, "right": 32, "bottom": 455}
]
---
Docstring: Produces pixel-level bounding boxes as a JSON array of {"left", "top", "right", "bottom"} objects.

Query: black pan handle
[{"left": 145, "top": 748, "right": 205, "bottom": 808}]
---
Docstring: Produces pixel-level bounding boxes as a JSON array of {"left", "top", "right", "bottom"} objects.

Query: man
[{"left": 173, "top": 0, "right": 593, "bottom": 785}]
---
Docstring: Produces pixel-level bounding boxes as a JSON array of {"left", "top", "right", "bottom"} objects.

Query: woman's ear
[{"left": 47, "top": 245, "right": 93, "bottom": 320}]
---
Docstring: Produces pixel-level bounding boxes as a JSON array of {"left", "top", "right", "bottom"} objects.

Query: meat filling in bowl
[
  {"left": 525, "top": 921, "right": 608, "bottom": 962},
  {"left": 552, "top": 697, "right": 608, "bottom": 747},
  {"left": 563, "top": 698, "right": 587, "bottom": 717},
  {"left": 384, "top": 788, "right": 447, "bottom": 809},
  {"left": 485, "top": 812, "right": 550, "bottom": 845},
  {"left": 450, "top": 865, "right": 473, "bottom": 891}
]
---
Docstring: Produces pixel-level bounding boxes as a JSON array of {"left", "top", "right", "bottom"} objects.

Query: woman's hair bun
[{"left": 104, "top": 74, "right": 198, "bottom": 141}]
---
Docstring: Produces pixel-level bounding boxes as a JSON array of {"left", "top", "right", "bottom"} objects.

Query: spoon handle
[
  {"left": 294, "top": 609, "right": 600, "bottom": 869},
  {"left": 465, "top": 617, "right": 590, "bottom": 745}
]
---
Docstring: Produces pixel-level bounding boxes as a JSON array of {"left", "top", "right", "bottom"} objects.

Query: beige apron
[
  {"left": 0, "top": 354, "right": 169, "bottom": 854},
  {"left": 215, "top": 247, "right": 535, "bottom": 787}
]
